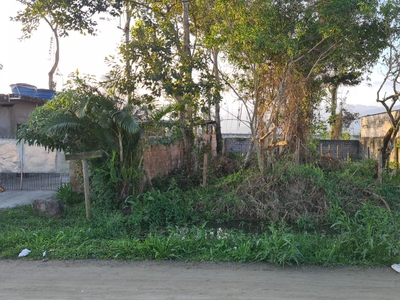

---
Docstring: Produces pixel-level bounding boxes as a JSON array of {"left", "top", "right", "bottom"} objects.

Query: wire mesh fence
[{"left": 0, "top": 173, "right": 69, "bottom": 191}]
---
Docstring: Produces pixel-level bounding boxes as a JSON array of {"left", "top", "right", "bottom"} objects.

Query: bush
[
  {"left": 56, "top": 183, "right": 84, "bottom": 205},
  {"left": 126, "top": 183, "right": 199, "bottom": 230}
]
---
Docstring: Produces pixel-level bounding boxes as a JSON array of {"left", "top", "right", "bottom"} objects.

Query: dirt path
[{"left": 0, "top": 260, "right": 399, "bottom": 299}]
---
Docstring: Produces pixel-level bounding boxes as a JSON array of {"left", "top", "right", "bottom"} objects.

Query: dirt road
[{"left": 0, "top": 260, "right": 398, "bottom": 299}]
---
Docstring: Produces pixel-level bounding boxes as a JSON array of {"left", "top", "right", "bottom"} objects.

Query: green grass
[
  {"left": 2, "top": 159, "right": 400, "bottom": 266},
  {"left": 1, "top": 201, "right": 400, "bottom": 266}
]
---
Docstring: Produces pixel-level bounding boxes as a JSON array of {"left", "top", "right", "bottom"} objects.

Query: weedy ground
[{"left": 1, "top": 156, "right": 400, "bottom": 266}]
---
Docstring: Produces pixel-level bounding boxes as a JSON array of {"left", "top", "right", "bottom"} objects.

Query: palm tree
[{"left": 44, "top": 81, "right": 140, "bottom": 163}]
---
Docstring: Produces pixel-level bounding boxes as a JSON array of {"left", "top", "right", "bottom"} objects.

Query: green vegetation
[
  {"left": 8, "top": 0, "right": 400, "bottom": 267},
  {"left": 2, "top": 157, "right": 400, "bottom": 266}
]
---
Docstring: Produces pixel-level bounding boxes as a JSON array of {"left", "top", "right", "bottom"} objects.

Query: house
[
  {"left": 0, "top": 93, "right": 46, "bottom": 138},
  {"left": 360, "top": 110, "right": 400, "bottom": 162}
]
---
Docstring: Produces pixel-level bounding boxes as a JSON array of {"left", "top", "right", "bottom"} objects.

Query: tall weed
[{"left": 126, "top": 182, "right": 198, "bottom": 230}]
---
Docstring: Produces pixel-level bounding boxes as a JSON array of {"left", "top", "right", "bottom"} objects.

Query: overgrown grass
[
  {"left": 1, "top": 158, "right": 400, "bottom": 266},
  {"left": 1, "top": 201, "right": 400, "bottom": 265}
]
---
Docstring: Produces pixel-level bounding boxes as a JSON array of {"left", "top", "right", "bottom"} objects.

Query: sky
[
  {"left": 1, "top": 1, "right": 393, "bottom": 134},
  {"left": 0, "top": 1, "right": 122, "bottom": 93}
]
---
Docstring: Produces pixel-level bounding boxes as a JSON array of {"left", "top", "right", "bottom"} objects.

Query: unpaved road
[{"left": 0, "top": 260, "right": 398, "bottom": 299}]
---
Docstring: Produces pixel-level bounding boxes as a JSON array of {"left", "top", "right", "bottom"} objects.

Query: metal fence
[
  {"left": 0, "top": 139, "right": 69, "bottom": 190},
  {"left": 0, "top": 172, "right": 69, "bottom": 190}
]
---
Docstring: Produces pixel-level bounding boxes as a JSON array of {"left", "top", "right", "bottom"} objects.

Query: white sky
[
  {"left": 0, "top": 1, "right": 122, "bottom": 93},
  {"left": 1, "top": 1, "right": 393, "bottom": 134}
]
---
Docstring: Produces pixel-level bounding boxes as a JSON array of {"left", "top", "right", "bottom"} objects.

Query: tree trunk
[
  {"left": 330, "top": 108, "right": 343, "bottom": 140},
  {"left": 381, "top": 126, "right": 399, "bottom": 170},
  {"left": 123, "top": 3, "right": 133, "bottom": 103},
  {"left": 180, "top": 0, "right": 195, "bottom": 171},
  {"left": 329, "top": 84, "right": 341, "bottom": 140},
  {"left": 212, "top": 48, "right": 223, "bottom": 155},
  {"left": 45, "top": 20, "right": 59, "bottom": 90}
]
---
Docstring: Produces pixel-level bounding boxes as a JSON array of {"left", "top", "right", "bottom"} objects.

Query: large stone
[{"left": 32, "top": 199, "right": 64, "bottom": 217}]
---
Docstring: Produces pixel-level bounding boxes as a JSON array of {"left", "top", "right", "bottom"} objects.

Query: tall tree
[
  {"left": 107, "top": 0, "right": 219, "bottom": 170},
  {"left": 11, "top": 0, "right": 115, "bottom": 89},
  {"left": 315, "top": 0, "right": 389, "bottom": 139},
  {"left": 375, "top": 1, "right": 400, "bottom": 182},
  {"left": 190, "top": 0, "right": 224, "bottom": 154},
  {"left": 205, "top": 0, "right": 391, "bottom": 171}
]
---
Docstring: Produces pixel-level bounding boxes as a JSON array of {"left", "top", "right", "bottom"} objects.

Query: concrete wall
[
  {"left": 224, "top": 137, "right": 251, "bottom": 154},
  {"left": 0, "top": 106, "right": 11, "bottom": 137},
  {"left": 0, "top": 97, "right": 42, "bottom": 138},
  {"left": 359, "top": 137, "right": 400, "bottom": 163},
  {"left": 318, "top": 140, "right": 362, "bottom": 160},
  {"left": 0, "top": 139, "right": 68, "bottom": 173},
  {"left": 361, "top": 111, "right": 400, "bottom": 138},
  {"left": 360, "top": 112, "right": 400, "bottom": 163},
  {"left": 11, "top": 102, "right": 40, "bottom": 132}
]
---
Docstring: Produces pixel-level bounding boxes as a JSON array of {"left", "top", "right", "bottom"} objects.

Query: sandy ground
[{"left": 0, "top": 260, "right": 399, "bottom": 299}]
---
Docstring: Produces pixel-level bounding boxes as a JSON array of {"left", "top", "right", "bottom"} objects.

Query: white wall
[{"left": 0, "top": 139, "right": 68, "bottom": 173}]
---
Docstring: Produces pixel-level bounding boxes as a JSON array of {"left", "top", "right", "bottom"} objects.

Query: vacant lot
[{"left": 0, "top": 260, "right": 398, "bottom": 299}]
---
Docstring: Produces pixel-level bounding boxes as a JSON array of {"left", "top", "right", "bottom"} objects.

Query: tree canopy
[{"left": 15, "top": 0, "right": 400, "bottom": 173}]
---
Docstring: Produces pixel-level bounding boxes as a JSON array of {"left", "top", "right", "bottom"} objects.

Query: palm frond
[
  {"left": 112, "top": 109, "right": 140, "bottom": 133},
  {"left": 44, "top": 113, "right": 86, "bottom": 134}
]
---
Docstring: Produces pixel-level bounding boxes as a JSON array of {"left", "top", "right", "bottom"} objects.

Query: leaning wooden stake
[
  {"left": 81, "top": 159, "right": 91, "bottom": 220},
  {"left": 202, "top": 152, "right": 208, "bottom": 187},
  {"left": 65, "top": 151, "right": 102, "bottom": 220}
]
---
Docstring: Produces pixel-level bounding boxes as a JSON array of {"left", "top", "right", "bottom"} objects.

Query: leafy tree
[
  {"left": 190, "top": 0, "right": 225, "bottom": 154},
  {"left": 18, "top": 73, "right": 139, "bottom": 153},
  {"left": 203, "top": 0, "right": 392, "bottom": 172},
  {"left": 316, "top": 0, "right": 389, "bottom": 139},
  {"left": 105, "top": 1, "right": 221, "bottom": 170},
  {"left": 375, "top": 1, "right": 400, "bottom": 182},
  {"left": 11, "top": 0, "right": 116, "bottom": 89},
  {"left": 17, "top": 73, "right": 142, "bottom": 200}
]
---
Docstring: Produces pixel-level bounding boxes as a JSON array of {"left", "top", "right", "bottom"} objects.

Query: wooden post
[
  {"left": 81, "top": 159, "right": 91, "bottom": 220},
  {"left": 295, "top": 137, "right": 300, "bottom": 165},
  {"left": 65, "top": 151, "right": 102, "bottom": 220},
  {"left": 347, "top": 144, "right": 350, "bottom": 160},
  {"left": 378, "top": 149, "right": 383, "bottom": 185},
  {"left": 202, "top": 152, "right": 208, "bottom": 187}
]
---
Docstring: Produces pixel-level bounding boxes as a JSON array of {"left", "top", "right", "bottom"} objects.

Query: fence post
[
  {"left": 81, "top": 159, "right": 91, "bottom": 220},
  {"left": 19, "top": 143, "right": 24, "bottom": 190},
  {"left": 294, "top": 138, "right": 299, "bottom": 165},
  {"left": 378, "top": 149, "right": 383, "bottom": 185},
  {"left": 65, "top": 151, "right": 102, "bottom": 220},
  {"left": 347, "top": 143, "right": 350, "bottom": 160}
]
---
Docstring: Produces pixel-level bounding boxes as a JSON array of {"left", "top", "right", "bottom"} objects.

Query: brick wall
[{"left": 143, "top": 134, "right": 217, "bottom": 180}]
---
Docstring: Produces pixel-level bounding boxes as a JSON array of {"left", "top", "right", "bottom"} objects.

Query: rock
[{"left": 32, "top": 199, "right": 64, "bottom": 217}]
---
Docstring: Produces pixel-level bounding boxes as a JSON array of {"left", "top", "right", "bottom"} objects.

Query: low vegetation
[{"left": 1, "top": 155, "right": 400, "bottom": 266}]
